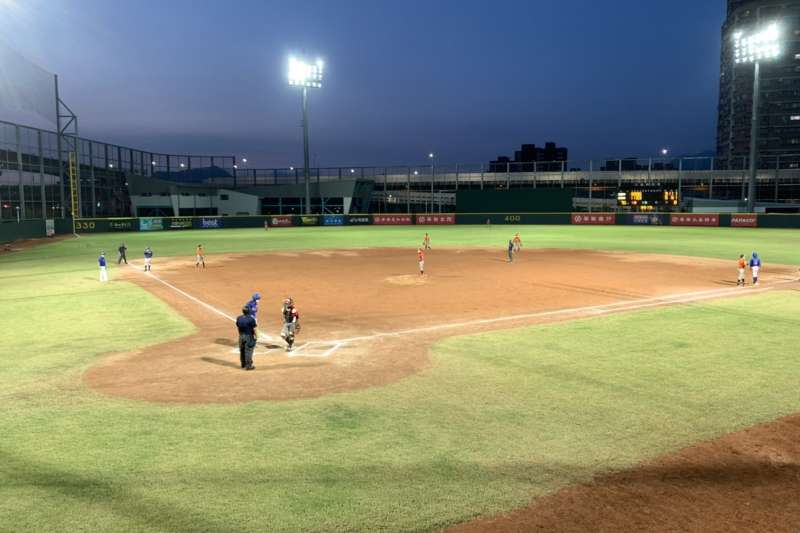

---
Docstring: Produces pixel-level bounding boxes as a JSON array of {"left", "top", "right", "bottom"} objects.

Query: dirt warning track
[{"left": 84, "top": 248, "right": 797, "bottom": 404}]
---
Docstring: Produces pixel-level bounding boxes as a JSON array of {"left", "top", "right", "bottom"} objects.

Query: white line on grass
[
  {"left": 316, "top": 279, "right": 798, "bottom": 346},
  {"left": 125, "top": 261, "right": 283, "bottom": 344},
  {"left": 125, "top": 259, "right": 798, "bottom": 359}
]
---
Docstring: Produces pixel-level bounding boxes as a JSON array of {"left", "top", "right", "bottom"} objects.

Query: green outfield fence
[{"left": 2, "top": 212, "right": 800, "bottom": 244}]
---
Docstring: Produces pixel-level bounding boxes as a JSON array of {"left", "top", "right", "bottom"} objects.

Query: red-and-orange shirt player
[
  {"left": 737, "top": 254, "right": 746, "bottom": 286},
  {"left": 512, "top": 233, "right": 522, "bottom": 252},
  {"left": 417, "top": 248, "right": 425, "bottom": 275}
]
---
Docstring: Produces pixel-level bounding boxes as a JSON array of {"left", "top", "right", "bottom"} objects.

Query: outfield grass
[
  {"left": 3, "top": 225, "right": 800, "bottom": 266},
  {"left": 2, "top": 228, "right": 800, "bottom": 532}
]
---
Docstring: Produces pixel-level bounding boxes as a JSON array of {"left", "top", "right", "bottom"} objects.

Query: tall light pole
[
  {"left": 288, "top": 56, "right": 324, "bottom": 214},
  {"left": 733, "top": 23, "right": 781, "bottom": 213},
  {"left": 428, "top": 153, "right": 435, "bottom": 214},
  {"left": 660, "top": 148, "right": 669, "bottom": 170}
]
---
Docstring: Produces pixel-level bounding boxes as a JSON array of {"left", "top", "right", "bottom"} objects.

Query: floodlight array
[
  {"left": 288, "top": 56, "right": 324, "bottom": 88},
  {"left": 733, "top": 23, "right": 781, "bottom": 64}
]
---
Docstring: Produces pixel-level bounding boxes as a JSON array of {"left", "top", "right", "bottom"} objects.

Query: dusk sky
[{"left": 2, "top": 0, "right": 725, "bottom": 167}]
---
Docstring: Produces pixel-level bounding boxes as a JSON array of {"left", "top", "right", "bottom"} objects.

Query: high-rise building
[
  {"left": 489, "top": 142, "right": 568, "bottom": 172},
  {"left": 717, "top": 1, "right": 800, "bottom": 165}
]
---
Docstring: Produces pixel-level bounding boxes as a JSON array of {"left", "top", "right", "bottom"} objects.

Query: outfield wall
[
  {"left": 3, "top": 213, "right": 800, "bottom": 243},
  {"left": 60, "top": 212, "right": 800, "bottom": 233}
]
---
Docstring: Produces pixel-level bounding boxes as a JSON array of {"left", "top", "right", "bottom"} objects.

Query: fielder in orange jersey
[
  {"left": 737, "top": 254, "right": 746, "bottom": 286},
  {"left": 512, "top": 232, "right": 522, "bottom": 253},
  {"left": 196, "top": 244, "right": 205, "bottom": 268},
  {"left": 423, "top": 232, "right": 431, "bottom": 250},
  {"left": 417, "top": 248, "right": 425, "bottom": 275}
]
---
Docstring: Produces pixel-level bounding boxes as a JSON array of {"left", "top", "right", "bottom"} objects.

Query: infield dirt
[
  {"left": 84, "top": 248, "right": 794, "bottom": 404},
  {"left": 82, "top": 247, "right": 800, "bottom": 531}
]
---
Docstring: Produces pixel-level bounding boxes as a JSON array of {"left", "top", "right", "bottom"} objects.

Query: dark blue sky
[{"left": 5, "top": 0, "right": 725, "bottom": 167}]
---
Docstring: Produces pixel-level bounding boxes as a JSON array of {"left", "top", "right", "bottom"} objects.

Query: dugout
[{"left": 456, "top": 189, "right": 574, "bottom": 213}]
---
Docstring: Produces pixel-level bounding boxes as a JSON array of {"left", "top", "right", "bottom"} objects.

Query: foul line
[
  {"left": 125, "top": 261, "right": 285, "bottom": 344},
  {"left": 124, "top": 260, "right": 798, "bottom": 359},
  {"left": 314, "top": 278, "right": 799, "bottom": 347}
]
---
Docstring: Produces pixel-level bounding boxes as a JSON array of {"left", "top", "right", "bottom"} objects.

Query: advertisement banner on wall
[
  {"left": 269, "top": 216, "right": 294, "bottom": 227},
  {"left": 139, "top": 218, "right": 164, "bottom": 231},
  {"left": 670, "top": 214, "right": 719, "bottom": 227},
  {"left": 346, "top": 215, "right": 372, "bottom": 225},
  {"left": 628, "top": 214, "right": 667, "bottom": 226},
  {"left": 731, "top": 214, "right": 758, "bottom": 228},
  {"left": 300, "top": 216, "right": 320, "bottom": 226},
  {"left": 322, "top": 215, "right": 345, "bottom": 226},
  {"left": 416, "top": 214, "right": 456, "bottom": 225},
  {"left": 108, "top": 219, "right": 136, "bottom": 232},
  {"left": 198, "top": 217, "right": 224, "bottom": 229},
  {"left": 571, "top": 213, "right": 615, "bottom": 225},
  {"left": 169, "top": 218, "right": 194, "bottom": 229},
  {"left": 373, "top": 214, "right": 413, "bottom": 225},
  {"left": 45, "top": 219, "right": 55, "bottom": 237}
]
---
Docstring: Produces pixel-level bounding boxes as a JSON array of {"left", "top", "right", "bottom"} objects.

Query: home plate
[{"left": 288, "top": 341, "right": 344, "bottom": 358}]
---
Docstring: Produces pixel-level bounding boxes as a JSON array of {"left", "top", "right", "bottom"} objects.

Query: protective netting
[{"left": 0, "top": 39, "right": 55, "bottom": 124}]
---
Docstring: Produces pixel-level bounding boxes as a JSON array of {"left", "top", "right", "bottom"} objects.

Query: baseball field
[{"left": 2, "top": 225, "right": 800, "bottom": 532}]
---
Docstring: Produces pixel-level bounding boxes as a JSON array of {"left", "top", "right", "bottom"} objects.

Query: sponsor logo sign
[
  {"left": 109, "top": 219, "right": 135, "bottom": 231},
  {"left": 346, "top": 215, "right": 372, "bottom": 225},
  {"left": 731, "top": 214, "right": 758, "bottom": 228},
  {"left": 169, "top": 217, "right": 194, "bottom": 229},
  {"left": 630, "top": 214, "right": 665, "bottom": 226},
  {"left": 45, "top": 219, "right": 55, "bottom": 237},
  {"left": 416, "top": 214, "right": 455, "bottom": 225},
  {"left": 270, "top": 216, "right": 293, "bottom": 227},
  {"left": 139, "top": 218, "right": 164, "bottom": 231},
  {"left": 322, "top": 215, "right": 345, "bottom": 226},
  {"left": 199, "top": 217, "right": 223, "bottom": 229},
  {"left": 670, "top": 214, "right": 719, "bottom": 227},
  {"left": 373, "top": 214, "right": 413, "bottom": 225},
  {"left": 300, "top": 215, "right": 320, "bottom": 226},
  {"left": 571, "top": 213, "right": 615, "bottom": 225}
]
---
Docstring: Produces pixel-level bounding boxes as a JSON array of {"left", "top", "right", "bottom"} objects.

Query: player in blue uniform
[
  {"left": 507, "top": 240, "right": 514, "bottom": 262},
  {"left": 245, "top": 292, "right": 261, "bottom": 318},
  {"left": 750, "top": 252, "right": 762, "bottom": 286},
  {"left": 98, "top": 252, "right": 108, "bottom": 282}
]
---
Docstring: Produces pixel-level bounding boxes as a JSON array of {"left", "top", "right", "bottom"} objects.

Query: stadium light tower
[
  {"left": 733, "top": 22, "right": 782, "bottom": 213},
  {"left": 288, "top": 55, "right": 324, "bottom": 214}
]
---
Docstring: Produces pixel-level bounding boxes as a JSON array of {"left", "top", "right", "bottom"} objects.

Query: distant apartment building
[
  {"left": 489, "top": 142, "right": 568, "bottom": 172},
  {"left": 717, "top": 0, "right": 800, "bottom": 165}
]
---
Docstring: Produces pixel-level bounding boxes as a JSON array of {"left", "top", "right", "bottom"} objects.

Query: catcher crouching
[{"left": 281, "top": 297, "right": 300, "bottom": 351}]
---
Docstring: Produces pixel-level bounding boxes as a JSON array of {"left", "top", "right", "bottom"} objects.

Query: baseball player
[
  {"left": 245, "top": 292, "right": 261, "bottom": 318},
  {"left": 507, "top": 240, "right": 514, "bottom": 262},
  {"left": 737, "top": 254, "right": 746, "bottom": 286},
  {"left": 750, "top": 252, "right": 762, "bottom": 286},
  {"left": 144, "top": 246, "right": 153, "bottom": 272},
  {"left": 423, "top": 232, "right": 431, "bottom": 250},
  {"left": 117, "top": 243, "right": 128, "bottom": 264},
  {"left": 196, "top": 244, "right": 205, "bottom": 268},
  {"left": 512, "top": 233, "right": 522, "bottom": 253},
  {"left": 98, "top": 252, "right": 108, "bottom": 282},
  {"left": 280, "top": 297, "right": 300, "bottom": 351},
  {"left": 417, "top": 248, "right": 425, "bottom": 276}
]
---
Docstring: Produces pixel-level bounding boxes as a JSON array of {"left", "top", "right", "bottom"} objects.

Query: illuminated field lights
[
  {"left": 288, "top": 57, "right": 324, "bottom": 88},
  {"left": 733, "top": 23, "right": 781, "bottom": 64}
]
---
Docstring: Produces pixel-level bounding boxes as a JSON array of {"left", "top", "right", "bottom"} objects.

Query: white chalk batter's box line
[{"left": 126, "top": 261, "right": 799, "bottom": 359}]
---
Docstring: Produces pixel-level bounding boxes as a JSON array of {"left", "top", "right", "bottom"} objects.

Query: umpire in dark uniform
[{"left": 236, "top": 306, "right": 257, "bottom": 370}]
